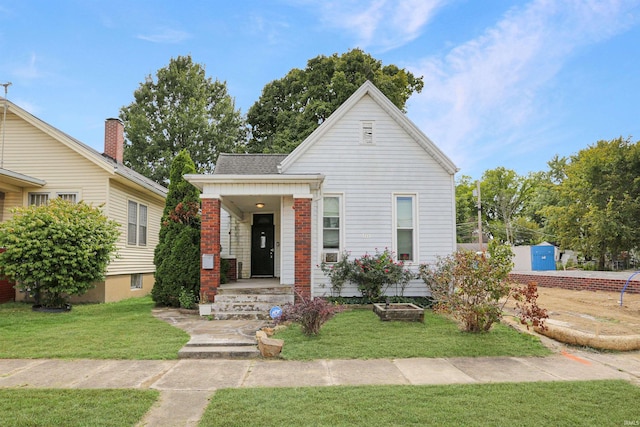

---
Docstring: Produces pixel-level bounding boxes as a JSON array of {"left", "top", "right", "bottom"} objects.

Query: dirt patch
[{"left": 503, "top": 286, "right": 640, "bottom": 351}]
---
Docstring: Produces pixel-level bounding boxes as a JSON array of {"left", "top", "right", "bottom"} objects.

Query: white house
[{"left": 186, "top": 81, "right": 458, "bottom": 302}]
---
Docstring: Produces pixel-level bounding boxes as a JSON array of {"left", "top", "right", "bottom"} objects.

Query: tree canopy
[
  {"left": 543, "top": 137, "right": 640, "bottom": 269},
  {"left": 0, "top": 199, "right": 119, "bottom": 307},
  {"left": 245, "top": 48, "right": 424, "bottom": 154},
  {"left": 120, "top": 55, "right": 246, "bottom": 185}
]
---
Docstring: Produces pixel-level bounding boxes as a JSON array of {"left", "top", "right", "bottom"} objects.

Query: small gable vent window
[{"left": 361, "top": 121, "right": 374, "bottom": 145}]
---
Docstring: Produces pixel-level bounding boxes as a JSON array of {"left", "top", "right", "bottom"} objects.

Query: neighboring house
[
  {"left": 186, "top": 81, "right": 458, "bottom": 301},
  {"left": 0, "top": 98, "right": 167, "bottom": 303}
]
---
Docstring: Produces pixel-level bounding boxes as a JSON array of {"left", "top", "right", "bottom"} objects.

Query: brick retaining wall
[{"left": 509, "top": 273, "right": 640, "bottom": 294}]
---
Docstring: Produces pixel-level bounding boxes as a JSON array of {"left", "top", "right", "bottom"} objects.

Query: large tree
[
  {"left": 152, "top": 149, "right": 201, "bottom": 307},
  {"left": 480, "top": 167, "right": 542, "bottom": 245},
  {"left": 544, "top": 137, "right": 640, "bottom": 269},
  {"left": 120, "top": 55, "right": 245, "bottom": 185},
  {"left": 246, "top": 48, "right": 424, "bottom": 154}
]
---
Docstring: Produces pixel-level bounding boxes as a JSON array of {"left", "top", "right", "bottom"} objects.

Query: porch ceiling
[{"left": 221, "top": 194, "right": 282, "bottom": 217}]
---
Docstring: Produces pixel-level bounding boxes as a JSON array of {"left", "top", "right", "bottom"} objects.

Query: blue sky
[{"left": 1, "top": 0, "right": 639, "bottom": 180}]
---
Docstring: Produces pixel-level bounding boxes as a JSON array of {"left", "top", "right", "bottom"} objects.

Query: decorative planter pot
[
  {"left": 199, "top": 304, "right": 212, "bottom": 316},
  {"left": 373, "top": 303, "right": 424, "bottom": 322}
]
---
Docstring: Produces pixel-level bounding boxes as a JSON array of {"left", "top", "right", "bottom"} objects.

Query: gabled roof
[
  {"left": 1, "top": 98, "right": 167, "bottom": 198},
  {"left": 278, "top": 80, "right": 459, "bottom": 175},
  {"left": 213, "top": 154, "right": 288, "bottom": 175}
]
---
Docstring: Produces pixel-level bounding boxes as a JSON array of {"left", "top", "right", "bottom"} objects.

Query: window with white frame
[
  {"left": 57, "top": 193, "right": 78, "bottom": 203},
  {"left": 395, "top": 195, "right": 416, "bottom": 262},
  {"left": 28, "top": 193, "right": 49, "bottom": 206},
  {"left": 128, "top": 200, "right": 148, "bottom": 246},
  {"left": 323, "top": 196, "right": 341, "bottom": 262},
  {"left": 130, "top": 274, "right": 143, "bottom": 290}
]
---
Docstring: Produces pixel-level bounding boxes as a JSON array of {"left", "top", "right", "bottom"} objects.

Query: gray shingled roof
[{"left": 213, "top": 154, "right": 288, "bottom": 175}]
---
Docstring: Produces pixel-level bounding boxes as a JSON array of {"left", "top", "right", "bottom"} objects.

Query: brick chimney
[{"left": 104, "top": 118, "right": 124, "bottom": 163}]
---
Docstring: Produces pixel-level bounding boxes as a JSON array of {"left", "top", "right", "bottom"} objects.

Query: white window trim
[
  {"left": 127, "top": 200, "right": 148, "bottom": 247},
  {"left": 320, "top": 193, "right": 344, "bottom": 263},
  {"left": 360, "top": 121, "right": 375, "bottom": 145},
  {"left": 56, "top": 192, "right": 79, "bottom": 203},
  {"left": 28, "top": 192, "right": 50, "bottom": 206},
  {"left": 392, "top": 193, "right": 418, "bottom": 264}
]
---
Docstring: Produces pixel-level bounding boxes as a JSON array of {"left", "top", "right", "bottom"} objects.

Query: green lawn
[
  {"left": 201, "top": 380, "right": 640, "bottom": 426},
  {"left": 274, "top": 309, "right": 551, "bottom": 360},
  {"left": 0, "top": 389, "right": 158, "bottom": 427},
  {"left": 0, "top": 297, "right": 189, "bottom": 359}
]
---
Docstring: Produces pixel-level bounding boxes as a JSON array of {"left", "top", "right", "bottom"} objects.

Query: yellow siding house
[{"left": 0, "top": 98, "right": 167, "bottom": 303}]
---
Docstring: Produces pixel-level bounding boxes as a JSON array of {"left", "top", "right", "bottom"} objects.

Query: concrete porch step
[
  {"left": 210, "top": 311, "right": 273, "bottom": 321},
  {"left": 178, "top": 345, "right": 260, "bottom": 359},
  {"left": 217, "top": 286, "right": 294, "bottom": 296},
  {"left": 212, "top": 301, "right": 291, "bottom": 313},
  {"left": 215, "top": 293, "right": 295, "bottom": 304}
]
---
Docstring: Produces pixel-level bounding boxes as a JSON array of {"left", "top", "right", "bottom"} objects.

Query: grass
[
  {"left": 0, "top": 388, "right": 158, "bottom": 427},
  {"left": 274, "top": 309, "right": 551, "bottom": 360},
  {"left": 0, "top": 297, "right": 189, "bottom": 359},
  {"left": 200, "top": 380, "right": 640, "bottom": 426}
]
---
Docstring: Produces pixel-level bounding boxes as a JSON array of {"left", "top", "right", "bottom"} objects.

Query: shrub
[
  {"left": 178, "top": 287, "right": 196, "bottom": 309},
  {"left": 320, "top": 249, "right": 415, "bottom": 302},
  {"left": 0, "top": 199, "right": 120, "bottom": 307},
  {"left": 419, "top": 241, "right": 514, "bottom": 332},
  {"left": 277, "top": 294, "right": 345, "bottom": 336},
  {"left": 511, "top": 282, "right": 548, "bottom": 331}
]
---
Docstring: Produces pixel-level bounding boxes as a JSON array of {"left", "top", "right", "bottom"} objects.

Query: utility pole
[
  {"left": 474, "top": 180, "right": 482, "bottom": 252},
  {"left": 1, "top": 82, "right": 11, "bottom": 169}
]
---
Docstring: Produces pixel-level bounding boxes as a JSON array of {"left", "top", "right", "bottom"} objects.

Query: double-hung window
[
  {"left": 395, "top": 195, "right": 416, "bottom": 262},
  {"left": 322, "top": 195, "right": 341, "bottom": 263},
  {"left": 128, "top": 200, "right": 148, "bottom": 246}
]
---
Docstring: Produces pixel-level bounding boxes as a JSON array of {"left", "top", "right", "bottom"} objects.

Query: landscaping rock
[{"left": 256, "top": 331, "right": 284, "bottom": 357}]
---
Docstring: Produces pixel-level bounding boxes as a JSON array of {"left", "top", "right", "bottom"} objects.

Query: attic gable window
[{"left": 361, "top": 121, "right": 375, "bottom": 145}]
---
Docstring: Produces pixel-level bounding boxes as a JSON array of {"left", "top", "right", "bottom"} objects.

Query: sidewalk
[{"left": 1, "top": 350, "right": 640, "bottom": 426}]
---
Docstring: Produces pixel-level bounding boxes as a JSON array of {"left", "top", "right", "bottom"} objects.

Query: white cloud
[
  {"left": 12, "top": 53, "right": 42, "bottom": 80},
  {"left": 407, "top": 0, "right": 640, "bottom": 175},
  {"left": 137, "top": 28, "right": 191, "bottom": 43},
  {"left": 307, "top": 0, "right": 446, "bottom": 51}
]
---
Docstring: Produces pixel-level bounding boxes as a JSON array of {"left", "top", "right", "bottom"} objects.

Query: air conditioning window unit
[{"left": 323, "top": 251, "right": 339, "bottom": 263}]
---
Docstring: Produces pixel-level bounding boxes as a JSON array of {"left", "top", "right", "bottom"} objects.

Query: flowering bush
[
  {"left": 277, "top": 293, "right": 345, "bottom": 336},
  {"left": 320, "top": 249, "right": 415, "bottom": 302},
  {"left": 319, "top": 252, "right": 352, "bottom": 296}
]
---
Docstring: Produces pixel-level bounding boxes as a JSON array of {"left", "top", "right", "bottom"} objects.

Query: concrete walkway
[
  {"left": 2, "top": 308, "right": 640, "bottom": 426},
  {"left": 1, "top": 352, "right": 640, "bottom": 425}
]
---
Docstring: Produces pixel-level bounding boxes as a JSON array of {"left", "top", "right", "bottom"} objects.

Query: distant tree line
[{"left": 457, "top": 137, "right": 640, "bottom": 270}]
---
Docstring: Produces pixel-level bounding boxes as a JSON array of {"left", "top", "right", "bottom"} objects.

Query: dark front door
[{"left": 251, "top": 214, "right": 275, "bottom": 277}]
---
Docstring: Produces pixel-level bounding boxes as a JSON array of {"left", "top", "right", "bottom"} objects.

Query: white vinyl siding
[{"left": 283, "top": 94, "right": 456, "bottom": 297}]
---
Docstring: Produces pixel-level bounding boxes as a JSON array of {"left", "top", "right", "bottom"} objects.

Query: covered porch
[{"left": 185, "top": 173, "right": 324, "bottom": 303}]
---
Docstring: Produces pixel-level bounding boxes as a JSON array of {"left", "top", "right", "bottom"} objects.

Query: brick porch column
[
  {"left": 294, "top": 197, "right": 312, "bottom": 301},
  {"left": 201, "top": 198, "right": 221, "bottom": 302}
]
